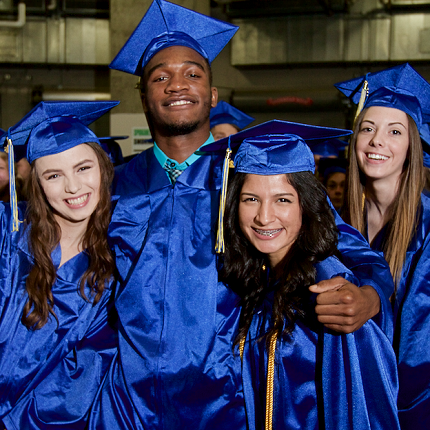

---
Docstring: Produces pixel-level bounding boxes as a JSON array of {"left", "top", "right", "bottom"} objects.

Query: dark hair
[
  {"left": 22, "top": 142, "right": 115, "bottom": 330},
  {"left": 219, "top": 171, "right": 339, "bottom": 346}
]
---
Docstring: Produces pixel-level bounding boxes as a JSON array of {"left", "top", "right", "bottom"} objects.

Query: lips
[
  {"left": 366, "top": 152, "right": 389, "bottom": 161},
  {"left": 165, "top": 97, "right": 196, "bottom": 107},
  {"left": 253, "top": 228, "right": 282, "bottom": 237},
  {"left": 65, "top": 193, "right": 89, "bottom": 206}
]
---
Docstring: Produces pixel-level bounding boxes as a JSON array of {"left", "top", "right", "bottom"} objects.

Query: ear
[
  {"left": 140, "top": 91, "right": 148, "bottom": 113},
  {"left": 211, "top": 87, "right": 218, "bottom": 108}
]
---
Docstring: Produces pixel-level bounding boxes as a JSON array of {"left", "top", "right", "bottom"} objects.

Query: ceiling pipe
[{"left": 0, "top": 3, "right": 26, "bottom": 28}]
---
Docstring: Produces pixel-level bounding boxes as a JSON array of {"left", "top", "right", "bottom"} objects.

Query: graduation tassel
[
  {"left": 354, "top": 79, "right": 369, "bottom": 125},
  {"left": 5, "top": 137, "right": 21, "bottom": 232},
  {"left": 215, "top": 145, "right": 234, "bottom": 254}
]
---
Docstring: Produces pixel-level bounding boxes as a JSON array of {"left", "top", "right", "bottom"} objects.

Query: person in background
[
  {"left": 318, "top": 157, "right": 348, "bottom": 213},
  {"left": 0, "top": 100, "right": 119, "bottom": 429},
  {"left": 84, "top": 1, "right": 395, "bottom": 428},
  {"left": 216, "top": 120, "right": 399, "bottom": 429},
  {"left": 337, "top": 63, "right": 430, "bottom": 429},
  {"left": 99, "top": 135, "right": 126, "bottom": 166},
  {"left": 210, "top": 100, "right": 254, "bottom": 141},
  {"left": 310, "top": 137, "right": 347, "bottom": 180}
]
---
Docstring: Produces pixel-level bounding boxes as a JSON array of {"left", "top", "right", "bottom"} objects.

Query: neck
[
  {"left": 364, "top": 176, "right": 400, "bottom": 243},
  {"left": 154, "top": 126, "right": 210, "bottom": 163},
  {"left": 55, "top": 216, "right": 88, "bottom": 266}
]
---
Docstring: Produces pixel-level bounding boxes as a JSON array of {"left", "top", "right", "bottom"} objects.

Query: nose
[
  {"left": 255, "top": 201, "right": 275, "bottom": 226},
  {"left": 165, "top": 73, "right": 189, "bottom": 93},
  {"left": 370, "top": 129, "right": 384, "bottom": 147},
  {"left": 65, "top": 175, "right": 82, "bottom": 194}
]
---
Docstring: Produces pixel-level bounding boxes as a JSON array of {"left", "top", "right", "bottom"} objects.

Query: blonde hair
[{"left": 344, "top": 108, "right": 425, "bottom": 287}]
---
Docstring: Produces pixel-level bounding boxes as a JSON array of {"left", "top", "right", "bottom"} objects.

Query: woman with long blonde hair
[{"left": 337, "top": 63, "right": 430, "bottom": 429}]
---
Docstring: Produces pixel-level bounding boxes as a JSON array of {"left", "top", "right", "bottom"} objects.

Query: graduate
[
  {"left": 336, "top": 63, "right": 430, "bottom": 429},
  {"left": 0, "top": 101, "right": 118, "bottom": 428},
  {"left": 215, "top": 120, "right": 399, "bottom": 429},
  {"left": 210, "top": 100, "right": 254, "bottom": 140},
  {"left": 86, "top": 1, "right": 396, "bottom": 428}
]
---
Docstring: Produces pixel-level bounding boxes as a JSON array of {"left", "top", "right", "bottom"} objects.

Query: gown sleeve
[
  {"left": 2, "top": 281, "right": 118, "bottom": 430},
  {"left": 332, "top": 206, "right": 394, "bottom": 338}
]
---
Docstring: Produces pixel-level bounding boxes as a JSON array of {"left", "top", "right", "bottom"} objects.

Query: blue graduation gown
[
  {"left": 242, "top": 257, "right": 399, "bottom": 430},
  {"left": 370, "top": 193, "right": 430, "bottom": 429},
  {"left": 87, "top": 146, "right": 395, "bottom": 429},
  {"left": 0, "top": 203, "right": 117, "bottom": 429}
]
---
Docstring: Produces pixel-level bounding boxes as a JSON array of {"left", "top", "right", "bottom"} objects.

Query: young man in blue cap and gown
[
  {"left": 63, "top": 1, "right": 396, "bottom": 428},
  {"left": 209, "top": 100, "right": 254, "bottom": 141}
]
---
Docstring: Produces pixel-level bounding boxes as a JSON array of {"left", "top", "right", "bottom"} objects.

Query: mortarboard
[
  {"left": 203, "top": 119, "right": 352, "bottom": 252},
  {"left": 99, "top": 135, "right": 127, "bottom": 166},
  {"left": 335, "top": 63, "right": 430, "bottom": 129},
  {"left": 109, "top": 0, "right": 239, "bottom": 76},
  {"left": 3, "top": 100, "right": 119, "bottom": 231},
  {"left": 210, "top": 101, "right": 254, "bottom": 130},
  {"left": 310, "top": 138, "right": 348, "bottom": 158}
]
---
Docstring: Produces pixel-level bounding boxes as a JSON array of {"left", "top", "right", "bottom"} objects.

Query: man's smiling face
[{"left": 141, "top": 45, "right": 218, "bottom": 137}]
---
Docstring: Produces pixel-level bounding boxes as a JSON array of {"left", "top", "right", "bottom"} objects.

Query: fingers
[{"left": 308, "top": 276, "right": 348, "bottom": 294}]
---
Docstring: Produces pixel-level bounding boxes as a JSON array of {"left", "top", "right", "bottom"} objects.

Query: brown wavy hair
[
  {"left": 344, "top": 108, "right": 425, "bottom": 288},
  {"left": 22, "top": 142, "right": 115, "bottom": 330},
  {"left": 219, "top": 171, "right": 339, "bottom": 347}
]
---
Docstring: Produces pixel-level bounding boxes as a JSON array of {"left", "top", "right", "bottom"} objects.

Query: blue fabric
[
  {"left": 0, "top": 202, "right": 117, "bottom": 429},
  {"left": 109, "top": 0, "right": 238, "bottom": 76},
  {"left": 242, "top": 257, "right": 399, "bottom": 430},
  {"left": 83, "top": 142, "right": 395, "bottom": 429},
  {"left": 210, "top": 101, "right": 254, "bottom": 130},
  {"left": 369, "top": 193, "right": 430, "bottom": 429},
  {"left": 4, "top": 101, "right": 119, "bottom": 163}
]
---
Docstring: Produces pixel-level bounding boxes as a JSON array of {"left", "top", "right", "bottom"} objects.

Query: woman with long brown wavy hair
[
  {"left": 217, "top": 120, "right": 399, "bottom": 430},
  {"left": 0, "top": 101, "right": 119, "bottom": 428},
  {"left": 337, "top": 63, "right": 430, "bottom": 429}
]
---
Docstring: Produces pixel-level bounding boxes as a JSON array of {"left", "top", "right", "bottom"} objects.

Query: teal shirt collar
[{"left": 153, "top": 133, "right": 215, "bottom": 173}]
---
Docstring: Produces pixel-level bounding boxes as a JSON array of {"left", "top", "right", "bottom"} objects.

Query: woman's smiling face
[
  {"left": 238, "top": 173, "right": 302, "bottom": 268},
  {"left": 356, "top": 106, "right": 410, "bottom": 184}
]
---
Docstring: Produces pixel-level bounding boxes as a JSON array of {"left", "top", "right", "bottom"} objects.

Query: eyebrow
[
  {"left": 41, "top": 159, "right": 94, "bottom": 176},
  {"left": 362, "top": 119, "right": 407, "bottom": 129},
  {"left": 145, "top": 60, "right": 206, "bottom": 79},
  {"left": 241, "top": 192, "right": 295, "bottom": 197}
]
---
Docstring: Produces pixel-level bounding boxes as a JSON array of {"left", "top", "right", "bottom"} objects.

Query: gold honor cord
[
  {"left": 265, "top": 332, "right": 277, "bottom": 430},
  {"left": 239, "top": 332, "right": 278, "bottom": 430}
]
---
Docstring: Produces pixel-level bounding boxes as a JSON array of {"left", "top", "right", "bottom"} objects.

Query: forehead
[
  {"left": 363, "top": 106, "right": 409, "bottom": 125},
  {"left": 242, "top": 173, "right": 297, "bottom": 192},
  {"left": 35, "top": 143, "right": 98, "bottom": 170},
  {"left": 143, "top": 45, "right": 209, "bottom": 77}
]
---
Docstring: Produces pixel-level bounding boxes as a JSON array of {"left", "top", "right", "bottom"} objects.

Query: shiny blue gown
[
  {"left": 242, "top": 257, "right": 399, "bottom": 429},
  {"left": 86, "top": 145, "right": 396, "bottom": 429},
  {"left": 0, "top": 203, "right": 117, "bottom": 429},
  {"left": 369, "top": 193, "right": 430, "bottom": 429}
]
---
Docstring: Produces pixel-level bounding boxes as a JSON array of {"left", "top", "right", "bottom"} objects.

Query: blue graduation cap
[
  {"left": 3, "top": 100, "right": 119, "bottom": 231},
  {"left": 99, "top": 135, "right": 127, "bottom": 166},
  {"left": 210, "top": 101, "right": 254, "bottom": 130},
  {"left": 207, "top": 119, "right": 352, "bottom": 253},
  {"left": 335, "top": 63, "right": 430, "bottom": 129},
  {"left": 109, "top": 0, "right": 239, "bottom": 76},
  {"left": 310, "top": 138, "right": 348, "bottom": 158}
]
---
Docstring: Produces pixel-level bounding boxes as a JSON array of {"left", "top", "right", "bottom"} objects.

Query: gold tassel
[
  {"left": 215, "top": 147, "right": 234, "bottom": 254},
  {"left": 354, "top": 79, "right": 368, "bottom": 125},
  {"left": 5, "top": 138, "right": 20, "bottom": 232},
  {"left": 239, "top": 337, "right": 245, "bottom": 360},
  {"left": 265, "top": 332, "right": 278, "bottom": 430}
]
